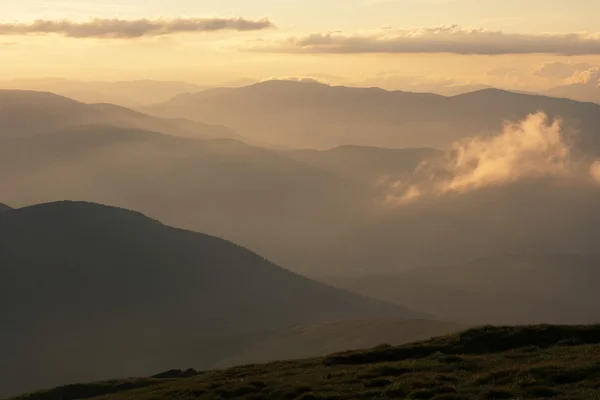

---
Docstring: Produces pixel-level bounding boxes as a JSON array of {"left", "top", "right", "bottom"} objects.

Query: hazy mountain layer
[
  {"left": 2, "top": 115, "right": 600, "bottom": 276},
  {"left": 0, "top": 79, "right": 207, "bottom": 107},
  {"left": 146, "top": 80, "right": 600, "bottom": 151},
  {"left": 321, "top": 254, "right": 600, "bottom": 325},
  {"left": 0, "top": 89, "right": 240, "bottom": 141}
]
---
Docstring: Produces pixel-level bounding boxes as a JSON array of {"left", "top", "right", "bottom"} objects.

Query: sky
[{"left": 2, "top": 0, "right": 600, "bottom": 91}]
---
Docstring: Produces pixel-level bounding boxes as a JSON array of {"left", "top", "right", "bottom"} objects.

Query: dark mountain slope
[
  {"left": 11, "top": 325, "right": 600, "bottom": 400},
  {"left": 146, "top": 80, "right": 600, "bottom": 150},
  {"left": 0, "top": 201, "right": 418, "bottom": 397},
  {"left": 0, "top": 90, "right": 239, "bottom": 141}
]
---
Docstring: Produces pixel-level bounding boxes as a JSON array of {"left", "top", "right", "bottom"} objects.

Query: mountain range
[
  {"left": 0, "top": 79, "right": 208, "bottom": 108},
  {"left": 0, "top": 90, "right": 240, "bottom": 141},
  {"left": 145, "top": 80, "right": 600, "bottom": 151},
  {"left": 3, "top": 80, "right": 600, "bottom": 398},
  {"left": 2, "top": 85, "right": 600, "bottom": 277}
]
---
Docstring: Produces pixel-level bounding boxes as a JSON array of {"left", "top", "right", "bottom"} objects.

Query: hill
[
  {"left": 0, "top": 90, "right": 239, "bottom": 141},
  {"left": 0, "top": 78, "right": 206, "bottom": 107},
  {"left": 11, "top": 325, "right": 600, "bottom": 400},
  {"left": 145, "top": 80, "right": 600, "bottom": 150},
  {"left": 214, "top": 319, "right": 468, "bottom": 368},
  {"left": 0, "top": 124, "right": 373, "bottom": 274},
  {"left": 321, "top": 254, "right": 600, "bottom": 325},
  {"left": 0, "top": 201, "right": 419, "bottom": 397},
  {"left": 0, "top": 203, "right": 12, "bottom": 211},
  {"left": 3, "top": 122, "right": 600, "bottom": 277}
]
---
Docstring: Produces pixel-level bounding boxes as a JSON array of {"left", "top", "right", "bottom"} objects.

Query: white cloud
[{"left": 384, "top": 112, "right": 600, "bottom": 205}]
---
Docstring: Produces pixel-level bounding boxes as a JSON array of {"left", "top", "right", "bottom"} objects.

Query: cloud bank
[
  {"left": 258, "top": 26, "right": 600, "bottom": 55},
  {"left": 0, "top": 17, "right": 274, "bottom": 39},
  {"left": 383, "top": 112, "right": 600, "bottom": 205}
]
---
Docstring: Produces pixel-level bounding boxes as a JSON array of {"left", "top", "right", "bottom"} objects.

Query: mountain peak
[{"left": 14, "top": 200, "right": 157, "bottom": 224}]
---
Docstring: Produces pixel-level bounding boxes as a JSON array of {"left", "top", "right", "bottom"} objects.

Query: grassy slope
[{"left": 11, "top": 325, "right": 600, "bottom": 400}]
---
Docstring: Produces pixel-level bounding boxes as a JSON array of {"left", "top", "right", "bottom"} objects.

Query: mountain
[
  {"left": 11, "top": 325, "right": 600, "bottom": 400},
  {"left": 0, "top": 124, "right": 366, "bottom": 273},
  {"left": 0, "top": 90, "right": 240, "bottom": 141},
  {"left": 0, "top": 203, "right": 12, "bottom": 212},
  {"left": 321, "top": 254, "right": 600, "bottom": 325},
  {"left": 145, "top": 80, "right": 600, "bottom": 150},
  {"left": 0, "top": 201, "right": 420, "bottom": 397},
  {"left": 214, "top": 319, "right": 468, "bottom": 367},
  {"left": 545, "top": 81, "right": 600, "bottom": 105},
  {"left": 0, "top": 79, "right": 207, "bottom": 107},
  {"left": 3, "top": 122, "right": 600, "bottom": 277}
]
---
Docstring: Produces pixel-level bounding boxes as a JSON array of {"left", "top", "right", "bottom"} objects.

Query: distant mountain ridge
[
  {"left": 0, "top": 200, "right": 420, "bottom": 397},
  {"left": 0, "top": 89, "right": 240, "bottom": 141},
  {"left": 0, "top": 78, "right": 207, "bottom": 107},
  {"left": 146, "top": 80, "right": 600, "bottom": 151}
]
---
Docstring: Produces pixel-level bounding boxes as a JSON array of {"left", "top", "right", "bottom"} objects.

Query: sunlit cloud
[
  {"left": 383, "top": 112, "right": 600, "bottom": 205},
  {"left": 255, "top": 26, "right": 600, "bottom": 55},
  {"left": 0, "top": 17, "right": 275, "bottom": 39}
]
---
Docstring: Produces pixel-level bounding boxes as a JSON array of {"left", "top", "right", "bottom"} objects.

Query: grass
[{"left": 9, "top": 325, "right": 600, "bottom": 400}]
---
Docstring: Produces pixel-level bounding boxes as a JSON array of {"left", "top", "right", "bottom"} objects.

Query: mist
[{"left": 384, "top": 112, "right": 600, "bottom": 205}]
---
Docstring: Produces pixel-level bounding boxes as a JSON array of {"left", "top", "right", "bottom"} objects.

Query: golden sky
[{"left": 2, "top": 0, "right": 600, "bottom": 91}]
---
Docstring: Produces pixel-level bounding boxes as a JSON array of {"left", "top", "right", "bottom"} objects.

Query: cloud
[
  {"left": 0, "top": 17, "right": 274, "bottom": 39},
  {"left": 383, "top": 112, "right": 600, "bottom": 205},
  {"left": 255, "top": 25, "right": 600, "bottom": 55},
  {"left": 565, "top": 67, "right": 600, "bottom": 85},
  {"left": 534, "top": 61, "right": 594, "bottom": 79}
]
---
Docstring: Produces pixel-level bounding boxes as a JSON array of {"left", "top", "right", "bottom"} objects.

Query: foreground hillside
[
  {"left": 0, "top": 201, "right": 418, "bottom": 397},
  {"left": 12, "top": 325, "right": 600, "bottom": 400}
]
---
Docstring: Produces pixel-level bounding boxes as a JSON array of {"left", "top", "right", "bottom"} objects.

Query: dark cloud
[
  {"left": 0, "top": 17, "right": 274, "bottom": 39},
  {"left": 255, "top": 25, "right": 600, "bottom": 55}
]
